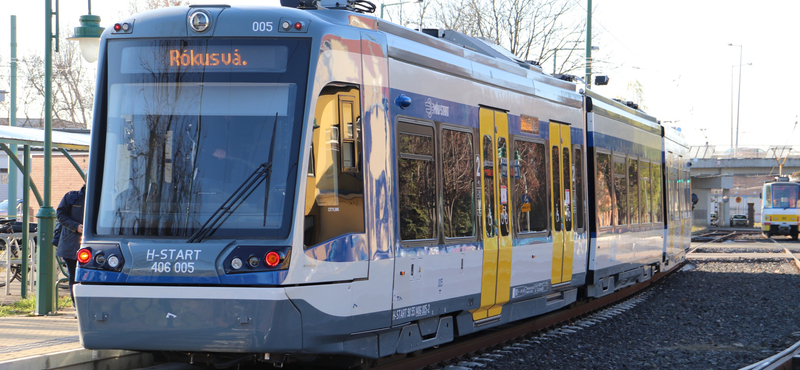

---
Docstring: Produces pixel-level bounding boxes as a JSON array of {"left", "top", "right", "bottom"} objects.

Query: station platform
[{"left": 0, "top": 280, "right": 154, "bottom": 370}]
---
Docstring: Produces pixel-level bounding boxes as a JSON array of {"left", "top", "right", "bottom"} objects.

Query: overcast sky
[{"left": 2, "top": 0, "right": 798, "bottom": 150}]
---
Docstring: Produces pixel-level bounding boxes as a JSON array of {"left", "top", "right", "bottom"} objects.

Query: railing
[
  {"left": 689, "top": 145, "right": 799, "bottom": 160},
  {"left": 0, "top": 232, "right": 37, "bottom": 295}
]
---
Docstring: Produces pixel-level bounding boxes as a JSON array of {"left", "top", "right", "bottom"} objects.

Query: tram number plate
[
  {"left": 252, "top": 21, "right": 274, "bottom": 32},
  {"left": 146, "top": 249, "right": 202, "bottom": 274}
]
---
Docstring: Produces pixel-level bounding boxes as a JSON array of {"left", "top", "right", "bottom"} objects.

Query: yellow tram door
[
  {"left": 473, "top": 107, "right": 513, "bottom": 321},
  {"left": 549, "top": 123, "right": 574, "bottom": 285}
]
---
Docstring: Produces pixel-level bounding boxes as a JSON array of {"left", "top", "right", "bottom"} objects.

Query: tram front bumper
[{"left": 74, "top": 284, "right": 302, "bottom": 353}]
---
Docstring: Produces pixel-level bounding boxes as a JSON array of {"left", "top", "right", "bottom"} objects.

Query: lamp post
[
  {"left": 380, "top": 0, "right": 422, "bottom": 19},
  {"left": 728, "top": 43, "right": 743, "bottom": 158},
  {"left": 37, "top": 0, "right": 102, "bottom": 315},
  {"left": 585, "top": 0, "right": 592, "bottom": 88}
]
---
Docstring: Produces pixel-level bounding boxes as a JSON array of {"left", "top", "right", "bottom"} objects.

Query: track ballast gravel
[{"left": 475, "top": 257, "right": 800, "bottom": 370}]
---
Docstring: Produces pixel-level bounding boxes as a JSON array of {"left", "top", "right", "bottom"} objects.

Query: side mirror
[{"left": 594, "top": 75, "right": 609, "bottom": 86}]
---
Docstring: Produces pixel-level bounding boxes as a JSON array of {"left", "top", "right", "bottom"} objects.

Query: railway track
[
  {"left": 686, "top": 232, "right": 800, "bottom": 370},
  {"left": 369, "top": 265, "right": 682, "bottom": 370},
  {"left": 119, "top": 232, "right": 800, "bottom": 370}
]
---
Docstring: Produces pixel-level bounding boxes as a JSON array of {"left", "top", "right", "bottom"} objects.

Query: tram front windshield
[
  {"left": 97, "top": 38, "right": 310, "bottom": 238},
  {"left": 769, "top": 184, "right": 800, "bottom": 208}
]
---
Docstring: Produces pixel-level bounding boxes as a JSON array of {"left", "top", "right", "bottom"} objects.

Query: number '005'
[{"left": 253, "top": 22, "right": 273, "bottom": 32}]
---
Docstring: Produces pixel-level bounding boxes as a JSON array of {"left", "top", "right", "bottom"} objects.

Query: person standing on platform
[{"left": 56, "top": 184, "right": 85, "bottom": 306}]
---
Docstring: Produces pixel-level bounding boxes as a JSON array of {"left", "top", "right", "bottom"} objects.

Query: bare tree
[
  {"left": 409, "top": 0, "right": 592, "bottom": 75},
  {"left": 617, "top": 79, "right": 647, "bottom": 111},
  {"left": 19, "top": 35, "right": 94, "bottom": 129},
  {"left": 128, "top": 0, "right": 188, "bottom": 15}
]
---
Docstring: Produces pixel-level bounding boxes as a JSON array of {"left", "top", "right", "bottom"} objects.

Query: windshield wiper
[
  {"left": 187, "top": 116, "right": 279, "bottom": 243},
  {"left": 187, "top": 162, "right": 272, "bottom": 243},
  {"left": 264, "top": 113, "right": 279, "bottom": 227}
]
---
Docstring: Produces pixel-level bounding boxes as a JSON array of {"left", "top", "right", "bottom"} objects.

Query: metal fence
[{"left": 689, "top": 145, "right": 798, "bottom": 160}]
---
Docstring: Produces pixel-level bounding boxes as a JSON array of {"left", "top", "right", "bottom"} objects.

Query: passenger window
[
  {"left": 442, "top": 129, "right": 475, "bottom": 238},
  {"left": 304, "top": 86, "right": 364, "bottom": 247},
  {"left": 552, "top": 147, "right": 561, "bottom": 232},
  {"left": 628, "top": 158, "right": 639, "bottom": 224},
  {"left": 498, "top": 137, "right": 510, "bottom": 236},
  {"left": 514, "top": 140, "right": 548, "bottom": 233},
  {"left": 652, "top": 164, "right": 663, "bottom": 223},
  {"left": 613, "top": 155, "right": 627, "bottom": 226},
  {"left": 595, "top": 152, "right": 613, "bottom": 228},
  {"left": 640, "top": 160, "right": 651, "bottom": 223},
  {"left": 339, "top": 97, "right": 359, "bottom": 173},
  {"left": 483, "top": 135, "right": 496, "bottom": 238},
  {"left": 398, "top": 123, "right": 437, "bottom": 241},
  {"left": 574, "top": 147, "right": 584, "bottom": 230},
  {"left": 562, "top": 147, "right": 572, "bottom": 232}
]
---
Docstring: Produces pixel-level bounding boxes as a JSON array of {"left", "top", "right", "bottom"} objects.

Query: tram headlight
[
  {"left": 282, "top": 21, "right": 291, "bottom": 31},
  {"left": 247, "top": 256, "right": 260, "bottom": 268},
  {"left": 94, "top": 253, "right": 106, "bottom": 265},
  {"left": 231, "top": 257, "right": 243, "bottom": 270},
  {"left": 107, "top": 255, "right": 120, "bottom": 269}
]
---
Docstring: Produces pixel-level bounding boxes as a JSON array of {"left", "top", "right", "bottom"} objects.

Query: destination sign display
[{"left": 117, "top": 42, "right": 288, "bottom": 73}]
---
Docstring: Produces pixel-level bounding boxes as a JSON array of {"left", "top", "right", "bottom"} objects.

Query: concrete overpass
[{"left": 690, "top": 155, "right": 800, "bottom": 227}]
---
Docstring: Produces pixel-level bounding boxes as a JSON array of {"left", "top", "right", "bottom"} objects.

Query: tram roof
[{"left": 0, "top": 125, "right": 90, "bottom": 151}]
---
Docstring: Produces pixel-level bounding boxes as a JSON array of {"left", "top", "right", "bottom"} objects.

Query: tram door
[
  {"left": 549, "top": 123, "right": 574, "bottom": 285},
  {"left": 473, "top": 108, "right": 513, "bottom": 321}
]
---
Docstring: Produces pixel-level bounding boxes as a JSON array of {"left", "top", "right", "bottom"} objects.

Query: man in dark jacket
[{"left": 56, "top": 184, "right": 85, "bottom": 306}]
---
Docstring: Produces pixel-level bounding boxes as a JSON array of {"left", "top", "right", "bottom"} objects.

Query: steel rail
[{"left": 373, "top": 263, "right": 682, "bottom": 370}]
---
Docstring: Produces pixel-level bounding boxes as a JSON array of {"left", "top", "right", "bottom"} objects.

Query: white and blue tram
[
  {"left": 761, "top": 177, "right": 800, "bottom": 239},
  {"left": 73, "top": 1, "right": 692, "bottom": 366}
]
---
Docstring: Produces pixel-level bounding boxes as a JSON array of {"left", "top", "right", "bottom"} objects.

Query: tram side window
[
  {"left": 552, "top": 147, "right": 562, "bottom": 232},
  {"left": 614, "top": 155, "right": 628, "bottom": 226},
  {"left": 684, "top": 170, "right": 691, "bottom": 219},
  {"left": 398, "top": 123, "right": 437, "bottom": 241},
  {"left": 652, "top": 164, "right": 663, "bottom": 223},
  {"left": 679, "top": 170, "right": 685, "bottom": 219},
  {"left": 514, "top": 140, "right": 548, "bottom": 234},
  {"left": 628, "top": 158, "right": 639, "bottom": 224},
  {"left": 574, "top": 147, "right": 584, "bottom": 230},
  {"left": 483, "top": 136, "right": 497, "bottom": 238},
  {"left": 595, "top": 152, "right": 613, "bottom": 228},
  {"left": 304, "top": 86, "right": 364, "bottom": 248},
  {"left": 442, "top": 129, "right": 475, "bottom": 238},
  {"left": 562, "top": 147, "right": 572, "bottom": 231},
  {"left": 640, "top": 160, "right": 651, "bottom": 223},
  {"left": 764, "top": 185, "right": 772, "bottom": 207}
]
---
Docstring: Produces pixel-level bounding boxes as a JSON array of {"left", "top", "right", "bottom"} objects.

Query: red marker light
[
  {"left": 113, "top": 23, "right": 122, "bottom": 32},
  {"left": 265, "top": 251, "right": 281, "bottom": 267},
  {"left": 294, "top": 22, "right": 302, "bottom": 30},
  {"left": 77, "top": 248, "right": 92, "bottom": 264}
]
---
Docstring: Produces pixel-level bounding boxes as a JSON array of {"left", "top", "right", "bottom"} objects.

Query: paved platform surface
[{"left": 0, "top": 279, "right": 82, "bottom": 365}]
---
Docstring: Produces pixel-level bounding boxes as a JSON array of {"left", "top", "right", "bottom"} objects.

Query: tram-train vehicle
[
  {"left": 761, "top": 176, "right": 800, "bottom": 239},
  {"left": 73, "top": 0, "right": 692, "bottom": 367}
]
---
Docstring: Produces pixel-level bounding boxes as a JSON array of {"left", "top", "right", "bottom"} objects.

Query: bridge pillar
[
  {"left": 692, "top": 188, "right": 711, "bottom": 227},
  {"left": 722, "top": 188, "right": 731, "bottom": 227},
  {"left": 691, "top": 176, "right": 733, "bottom": 227}
]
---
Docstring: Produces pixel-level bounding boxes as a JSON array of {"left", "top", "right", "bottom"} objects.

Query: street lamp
[
  {"left": 380, "top": 0, "right": 422, "bottom": 19},
  {"left": 67, "top": 14, "right": 104, "bottom": 63},
  {"left": 728, "top": 43, "right": 743, "bottom": 158},
  {"left": 37, "top": 0, "right": 103, "bottom": 315}
]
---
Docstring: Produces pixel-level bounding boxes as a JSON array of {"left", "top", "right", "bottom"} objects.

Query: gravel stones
[{"left": 480, "top": 259, "right": 800, "bottom": 370}]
